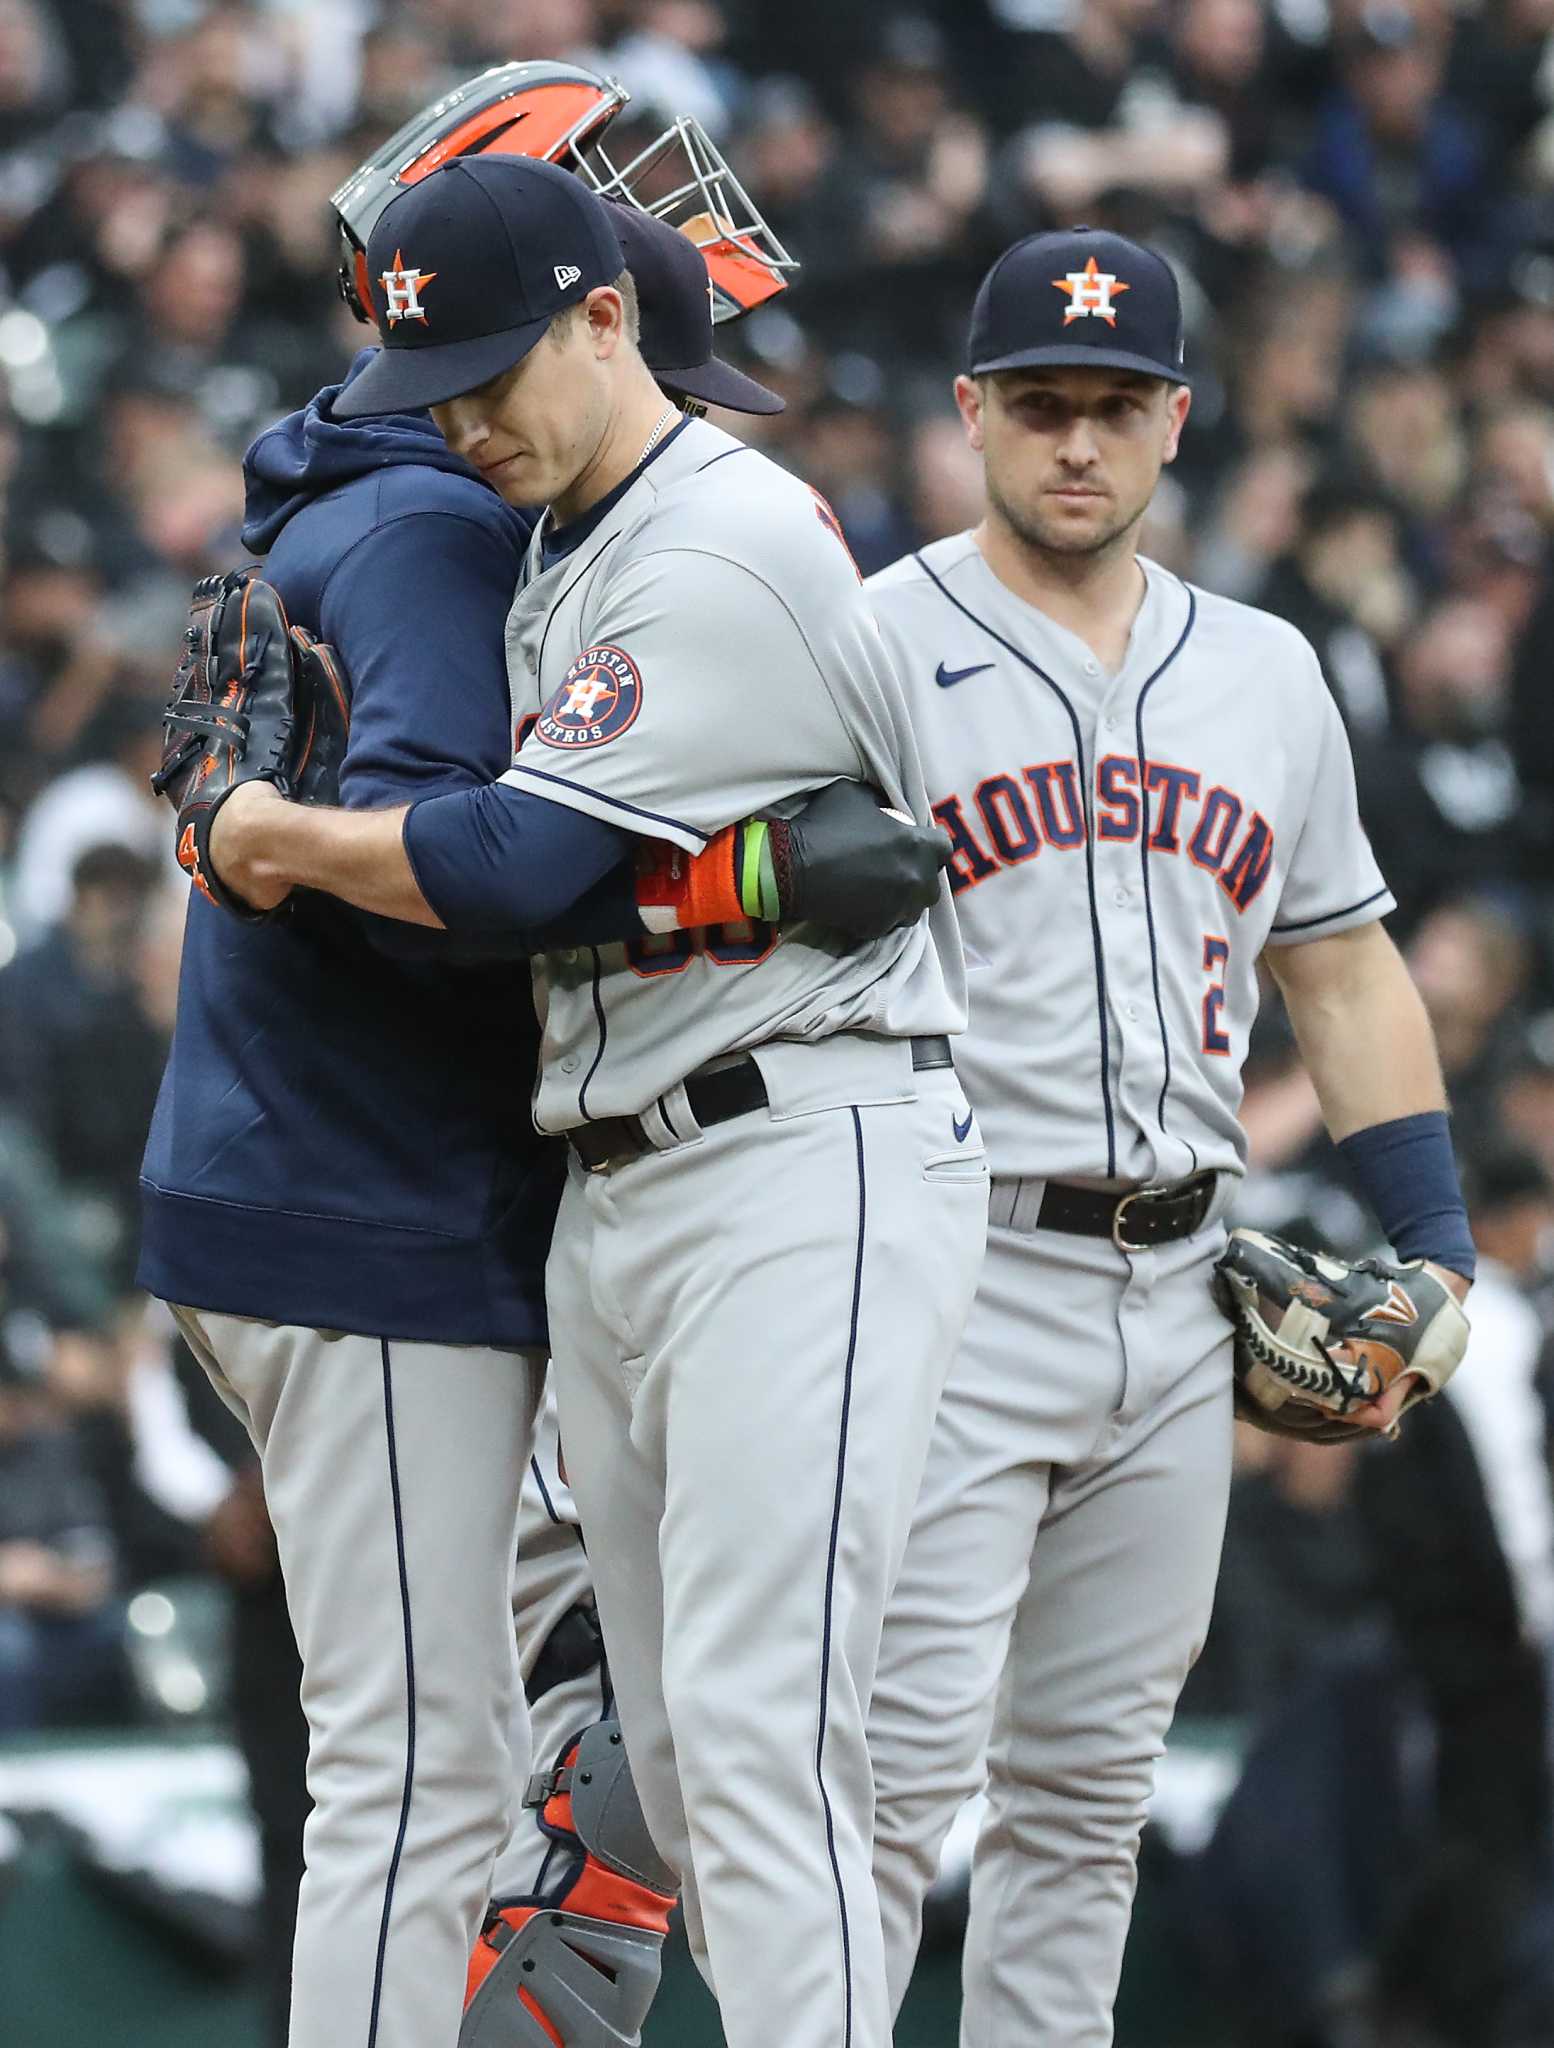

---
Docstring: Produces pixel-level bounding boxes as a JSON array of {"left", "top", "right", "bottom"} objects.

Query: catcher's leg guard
[{"left": 461, "top": 1718, "right": 677, "bottom": 2048}]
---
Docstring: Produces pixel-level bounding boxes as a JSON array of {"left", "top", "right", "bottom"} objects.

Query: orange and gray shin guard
[{"left": 461, "top": 1719, "right": 678, "bottom": 2047}]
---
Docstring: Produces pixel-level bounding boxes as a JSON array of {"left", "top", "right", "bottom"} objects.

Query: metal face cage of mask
[{"left": 333, "top": 61, "right": 794, "bottom": 329}]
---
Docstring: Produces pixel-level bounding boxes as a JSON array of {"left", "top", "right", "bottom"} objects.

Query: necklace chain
[{"left": 637, "top": 403, "right": 677, "bottom": 468}]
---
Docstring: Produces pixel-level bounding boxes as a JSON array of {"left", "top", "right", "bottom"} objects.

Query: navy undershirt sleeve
[
  {"left": 1336, "top": 1111, "right": 1476, "bottom": 1281},
  {"left": 404, "top": 781, "right": 634, "bottom": 935},
  {"left": 313, "top": 504, "right": 644, "bottom": 961}
]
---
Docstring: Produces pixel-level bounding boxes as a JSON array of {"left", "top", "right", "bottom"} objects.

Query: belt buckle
[{"left": 1112, "top": 1183, "right": 1170, "bottom": 1253}]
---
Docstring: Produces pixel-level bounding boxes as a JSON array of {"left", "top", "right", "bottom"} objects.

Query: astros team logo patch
[
  {"left": 536, "top": 645, "right": 642, "bottom": 750},
  {"left": 1052, "top": 256, "right": 1129, "bottom": 327},
  {"left": 380, "top": 250, "right": 436, "bottom": 325}
]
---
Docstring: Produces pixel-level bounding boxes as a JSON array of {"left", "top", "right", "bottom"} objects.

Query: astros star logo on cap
[
  {"left": 1052, "top": 255, "right": 1129, "bottom": 328},
  {"left": 380, "top": 250, "right": 437, "bottom": 326}
]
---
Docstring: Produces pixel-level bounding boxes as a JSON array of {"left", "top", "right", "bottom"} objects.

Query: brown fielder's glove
[
  {"left": 151, "top": 570, "right": 350, "bottom": 918},
  {"left": 1213, "top": 1227, "right": 1469, "bottom": 1443}
]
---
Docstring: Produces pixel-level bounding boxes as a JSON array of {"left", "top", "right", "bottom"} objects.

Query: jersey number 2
[{"left": 1201, "top": 934, "right": 1230, "bottom": 1056}]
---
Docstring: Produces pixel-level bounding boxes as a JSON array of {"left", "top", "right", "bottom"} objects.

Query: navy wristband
[{"left": 1335, "top": 1111, "right": 1475, "bottom": 1282}]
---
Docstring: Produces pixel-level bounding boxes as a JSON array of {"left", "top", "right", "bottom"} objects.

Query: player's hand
[
  {"left": 207, "top": 779, "right": 293, "bottom": 913},
  {"left": 777, "top": 781, "right": 951, "bottom": 937},
  {"left": 1333, "top": 1267, "right": 1469, "bottom": 1433}
]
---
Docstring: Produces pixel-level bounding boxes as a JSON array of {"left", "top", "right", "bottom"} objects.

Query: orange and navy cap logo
[
  {"left": 380, "top": 250, "right": 437, "bottom": 326},
  {"left": 536, "top": 645, "right": 642, "bottom": 751},
  {"left": 1052, "top": 255, "right": 1129, "bottom": 328}
]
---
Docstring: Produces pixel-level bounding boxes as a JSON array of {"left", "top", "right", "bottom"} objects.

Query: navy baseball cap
[
  {"left": 967, "top": 227, "right": 1189, "bottom": 385},
  {"left": 335, "top": 155, "right": 625, "bottom": 420},
  {"left": 611, "top": 204, "right": 784, "bottom": 416}
]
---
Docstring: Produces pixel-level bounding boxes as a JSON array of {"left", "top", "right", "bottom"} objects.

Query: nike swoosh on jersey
[
  {"left": 935, "top": 660, "right": 994, "bottom": 689},
  {"left": 953, "top": 1109, "right": 974, "bottom": 1143}
]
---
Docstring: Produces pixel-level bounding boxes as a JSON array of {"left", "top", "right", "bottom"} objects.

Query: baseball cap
[
  {"left": 334, "top": 155, "right": 625, "bottom": 420},
  {"left": 612, "top": 204, "right": 783, "bottom": 416},
  {"left": 967, "top": 227, "right": 1189, "bottom": 385}
]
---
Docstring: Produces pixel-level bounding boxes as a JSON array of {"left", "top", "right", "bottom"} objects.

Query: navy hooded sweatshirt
[{"left": 138, "top": 353, "right": 580, "bottom": 1347}]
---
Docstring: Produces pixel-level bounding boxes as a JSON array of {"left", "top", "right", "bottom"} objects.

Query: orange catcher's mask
[{"left": 332, "top": 59, "right": 794, "bottom": 331}]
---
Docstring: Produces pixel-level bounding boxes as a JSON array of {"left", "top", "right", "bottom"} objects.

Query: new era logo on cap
[
  {"left": 967, "top": 226, "right": 1188, "bottom": 386},
  {"left": 554, "top": 264, "right": 582, "bottom": 289}
]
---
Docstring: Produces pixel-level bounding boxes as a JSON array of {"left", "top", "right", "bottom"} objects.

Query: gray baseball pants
[
  {"left": 545, "top": 1067, "right": 988, "bottom": 2048},
  {"left": 171, "top": 1305, "right": 543, "bottom": 2048},
  {"left": 869, "top": 1195, "right": 1235, "bottom": 2044}
]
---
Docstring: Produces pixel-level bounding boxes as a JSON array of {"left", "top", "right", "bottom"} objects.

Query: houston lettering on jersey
[{"left": 933, "top": 754, "right": 1274, "bottom": 913}]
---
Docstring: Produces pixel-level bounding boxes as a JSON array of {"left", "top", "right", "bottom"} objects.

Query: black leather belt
[
  {"left": 1036, "top": 1170, "right": 1218, "bottom": 1250},
  {"left": 569, "top": 1035, "right": 953, "bottom": 1174}
]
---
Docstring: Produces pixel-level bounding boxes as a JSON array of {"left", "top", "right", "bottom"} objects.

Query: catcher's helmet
[
  {"left": 332, "top": 62, "right": 627, "bottom": 325},
  {"left": 333, "top": 60, "right": 795, "bottom": 330}
]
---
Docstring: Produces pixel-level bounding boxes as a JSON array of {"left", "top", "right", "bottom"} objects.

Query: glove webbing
[{"left": 1236, "top": 1312, "right": 1372, "bottom": 1412}]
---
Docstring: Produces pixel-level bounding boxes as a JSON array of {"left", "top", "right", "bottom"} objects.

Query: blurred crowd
[{"left": 0, "top": 0, "right": 1553, "bottom": 2042}]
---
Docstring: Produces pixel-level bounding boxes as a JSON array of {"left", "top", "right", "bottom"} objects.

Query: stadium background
[{"left": 2, "top": 0, "right": 1554, "bottom": 2041}]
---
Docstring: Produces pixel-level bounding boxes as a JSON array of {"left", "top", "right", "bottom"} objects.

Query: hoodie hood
[{"left": 242, "top": 348, "right": 490, "bottom": 556}]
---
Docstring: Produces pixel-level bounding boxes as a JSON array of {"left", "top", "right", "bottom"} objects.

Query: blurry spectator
[
  {"left": 1406, "top": 896, "right": 1532, "bottom": 1115},
  {"left": 0, "top": 842, "right": 172, "bottom": 1289},
  {"left": 1457, "top": 269, "right": 1554, "bottom": 410},
  {"left": 998, "top": 0, "right": 1230, "bottom": 221},
  {"left": 907, "top": 409, "right": 986, "bottom": 545},
  {"left": 1182, "top": 1432, "right": 1377, "bottom": 1719},
  {"left": 1192, "top": 443, "right": 1314, "bottom": 604},
  {"left": 839, "top": 16, "right": 988, "bottom": 267},
  {"left": 0, "top": 504, "right": 114, "bottom": 813},
  {"left": 7, "top": 690, "right": 176, "bottom": 939},
  {"left": 1474, "top": 399, "right": 1554, "bottom": 532},
  {"left": 1169, "top": 0, "right": 1272, "bottom": 184},
  {"left": 797, "top": 368, "right": 916, "bottom": 573},
  {"left": 0, "top": 1346, "right": 125, "bottom": 1732},
  {"left": 1302, "top": 0, "right": 1509, "bottom": 288},
  {"left": 1259, "top": 476, "right": 1409, "bottom": 735},
  {"left": 1500, "top": 1013, "right": 1554, "bottom": 1189},
  {"left": 735, "top": 77, "right": 842, "bottom": 288},
  {"left": 606, "top": 0, "right": 737, "bottom": 139},
  {"left": 810, "top": 15, "right": 991, "bottom": 361},
  {"left": 1342, "top": 359, "right": 1465, "bottom": 538},
  {"left": 1464, "top": 1139, "right": 1554, "bottom": 1424},
  {"left": 1359, "top": 603, "right": 1523, "bottom": 928},
  {"left": 1508, "top": 554, "right": 1554, "bottom": 892},
  {"left": 1224, "top": 269, "right": 1354, "bottom": 455},
  {"left": 134, "top": 4, "right": 281, "bottom": 190}
]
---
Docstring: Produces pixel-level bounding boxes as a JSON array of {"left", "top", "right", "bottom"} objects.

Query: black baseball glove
[
  {"left": 152, "top": 570, "right": 350, "bottom": 919},
  {"left": 1214, "top": 1227, "right": 1470, "bottom": 1442}
]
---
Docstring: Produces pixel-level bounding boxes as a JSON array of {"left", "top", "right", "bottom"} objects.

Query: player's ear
[
  {"left": 583, "top": 286, "right": 629, "bottom": 359},
  {"left": 1161, "top": 382, "right": 1191, "bottom": 466},
  {"left": 954, "top": 374, "right": 985, "bottom": 452}
]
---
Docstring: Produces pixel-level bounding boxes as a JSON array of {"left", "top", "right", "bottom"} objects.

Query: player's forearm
[
  {"left": 1267, "top": 922, "right": 1446, "bottom": 1141},
  {"left": 1267, "top": 922, "right": 1472, "bottom": 1284},
  {"left": 215, "top": 790, "right": 446, "bottom": 925}
]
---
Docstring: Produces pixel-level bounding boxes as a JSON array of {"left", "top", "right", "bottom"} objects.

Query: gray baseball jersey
[
  {"left": 866, "top": 535, "right": 1394, "bottom": 1185},
  {"left": 858, "top": 530, "right": 1394, "bottom": 2048},
  {"left": 498, "top": 417, "right": 965, "bottom": 1132}
]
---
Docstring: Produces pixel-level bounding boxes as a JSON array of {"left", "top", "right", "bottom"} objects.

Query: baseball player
[
  {"left": 852, "top": 228, "right": 1476, "bottom": 2044},
  {"left": 192, "top": 154, "right": 989, "bottom": 2048},
  {"left": 140, "top": 68, "right": 945, "bottom": 2048}
]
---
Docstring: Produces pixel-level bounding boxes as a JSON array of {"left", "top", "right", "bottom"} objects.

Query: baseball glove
[
  {"left": 152, "top": 570, "right": 350, "bottom": 918},
  {"left": 1214, "top": 1227, "right": 1469, "bottom": 1443}
]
